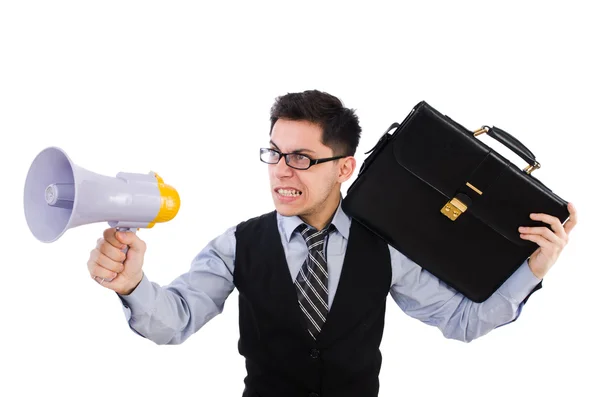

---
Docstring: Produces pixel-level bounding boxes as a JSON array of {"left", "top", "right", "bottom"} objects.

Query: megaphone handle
[{"left": 116, "top": 226, "right": 136, "bottom": 256}]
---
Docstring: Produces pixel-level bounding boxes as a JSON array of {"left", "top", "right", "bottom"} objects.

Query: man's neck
[{"left": 300, "top": 191, "right": 341, "bottom": 231}]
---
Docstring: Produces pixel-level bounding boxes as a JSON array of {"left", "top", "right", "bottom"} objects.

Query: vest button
[{"left": 310, "top": 348, "right": 320, "bottom": 359}]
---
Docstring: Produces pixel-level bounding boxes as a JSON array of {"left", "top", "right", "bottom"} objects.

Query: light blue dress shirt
[{"left": 118, "top": 197, "right": 542, "bottom": 345}]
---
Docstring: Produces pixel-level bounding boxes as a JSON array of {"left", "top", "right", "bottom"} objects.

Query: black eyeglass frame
[{"left": 259, "top": 147, "right": 347, "bottom": 170}]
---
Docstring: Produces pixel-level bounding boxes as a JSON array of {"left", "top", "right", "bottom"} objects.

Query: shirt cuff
[
  {"left": 116, "top": 273, "right": 156, "bottom": 316},
  {"left": 496, "top": 259, "right": 542, "bottom": 304}
]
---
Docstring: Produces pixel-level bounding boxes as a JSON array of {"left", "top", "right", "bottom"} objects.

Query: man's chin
[{"left": 273, "top": 202, "right": 302, "bottom": 218}]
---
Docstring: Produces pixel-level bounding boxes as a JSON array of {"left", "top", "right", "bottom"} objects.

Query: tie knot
[{"left": 298, "top": 223, "right": 335, "bottom": 246}]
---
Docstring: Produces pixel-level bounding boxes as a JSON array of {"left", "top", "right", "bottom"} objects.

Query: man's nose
[{"left": 273, "top": 155, "right": 294, "bottom": 177}]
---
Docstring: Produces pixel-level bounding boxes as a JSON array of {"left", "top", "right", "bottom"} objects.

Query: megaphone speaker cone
[{"left": 24, "top": 147, "right": 76, "bottom": 243}]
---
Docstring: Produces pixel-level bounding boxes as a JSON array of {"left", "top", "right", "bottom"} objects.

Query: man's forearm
[
  {"left": 118, "top": 273, "right": 226, "bottom": 345},
  {"left": 390, "top": 244, "right": 543, "bottom": 343},
  {"left": 439, "top": 260, "right": 542, "bottom": 342}
]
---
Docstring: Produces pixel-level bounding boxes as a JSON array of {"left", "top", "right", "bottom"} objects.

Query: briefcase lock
[{"left": 441, "top": 197, "right": 468, "bottom": 221}]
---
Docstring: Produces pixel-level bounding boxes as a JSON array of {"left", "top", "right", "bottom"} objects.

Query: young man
[{"left": 88, "top": 90, "right": 577, "bottom": 397}]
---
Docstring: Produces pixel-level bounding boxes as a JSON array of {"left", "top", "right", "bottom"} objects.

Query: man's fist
[{"left": 87, "top": 228, "right": 147, "bottom": 295}]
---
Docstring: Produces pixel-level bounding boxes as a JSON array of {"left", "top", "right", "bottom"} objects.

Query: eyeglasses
[{"left": 259, "top": 148, "right": 347, "bottom": 170}]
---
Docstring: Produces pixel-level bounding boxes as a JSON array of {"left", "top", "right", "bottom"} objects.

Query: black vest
[{"left": 233, "top": 210, "right": 392, "bottom": 397}]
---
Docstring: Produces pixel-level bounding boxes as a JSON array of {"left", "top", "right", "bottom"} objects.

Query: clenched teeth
[{"left": 277, "top": 189, "right": 302, "bottom": 197}]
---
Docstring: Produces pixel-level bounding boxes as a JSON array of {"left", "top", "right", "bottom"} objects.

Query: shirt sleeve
[
  {"left": 116, "top": 225, "right": 237, "bottom": 345},
  {"left": 388, "top": 245, "right": 542, "bottom": 343}
]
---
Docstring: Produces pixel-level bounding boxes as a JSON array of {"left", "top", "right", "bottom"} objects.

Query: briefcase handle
[{"left": 474, "top": 125, "right": 541, "bottom": 174}]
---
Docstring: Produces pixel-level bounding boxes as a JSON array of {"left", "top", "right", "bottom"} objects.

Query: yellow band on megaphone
[{"left": 147, "top": 173, "right": 180, "bottom": 228}]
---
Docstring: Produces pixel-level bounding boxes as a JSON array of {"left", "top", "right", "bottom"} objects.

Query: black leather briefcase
[{"left": 342, "top": 101, "right": 570, "bottom": 302}]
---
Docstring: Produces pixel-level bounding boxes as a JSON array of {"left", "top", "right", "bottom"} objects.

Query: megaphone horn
[{"left": 24, "top": 146, "right": 180, "bottom": 244}]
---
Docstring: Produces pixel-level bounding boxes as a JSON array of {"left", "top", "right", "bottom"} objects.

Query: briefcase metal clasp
[
  {"left": 441, "top": 197, "right": 468, "bottom": 221},
  {"left": 523, "top": 161, "right": 541, "bottom": 174}
]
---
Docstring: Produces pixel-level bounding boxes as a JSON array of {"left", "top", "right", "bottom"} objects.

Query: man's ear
[{"left": 338, "top": 156, "right": 356, "bottom": 183}]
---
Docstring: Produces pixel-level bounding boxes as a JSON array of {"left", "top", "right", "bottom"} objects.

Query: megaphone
[{"left": 23, "top": 146, "right": 180, "bottom": 243}]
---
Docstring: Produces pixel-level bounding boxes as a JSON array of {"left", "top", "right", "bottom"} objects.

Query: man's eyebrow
[{"left": 269, "top": 140, "right": 316, "bottom": 154}]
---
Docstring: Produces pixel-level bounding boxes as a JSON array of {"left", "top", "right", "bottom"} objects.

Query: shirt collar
[{"left": 277, "top": 195, "right": 351, "bottom": 242}]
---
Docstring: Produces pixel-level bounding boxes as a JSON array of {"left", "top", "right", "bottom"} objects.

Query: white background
[{"left": 1, "top": 1, "right": 598, "bottom": 396}]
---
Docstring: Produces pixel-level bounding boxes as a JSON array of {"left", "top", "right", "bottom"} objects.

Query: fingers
[
  {"left": 103, "top": 228, "right": 126, "bottom": 250},
  {"left": 115, "top": 230, "right": 146, "bottom": 253},
  {"left": 529, "top": 213, "right": 567, "bottom": 240},
  {"left": 518, "top": 225, "right": 563, "bottom": 246},
  {"left": 92, "top": 275, "right": 107, "bottom": 286},
  {"left": 564, "top": 202, "right": 578, "bottom": 235},
  {"left": 89, "top": 247, "right": 124, "bottom": 274},
  {"left": 519, "top": 231, "right": 554, "bottom": 250},
  {"left": 96, "top": 238, "right": 126, "bottom": 263},
  {"left": 88, "top": 255, "right": 119, "bottom": 281}
]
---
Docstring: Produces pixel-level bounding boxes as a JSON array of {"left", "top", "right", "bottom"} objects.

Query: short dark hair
[{"left": 269, "top": 89, "right": 361, "bottom": 156}]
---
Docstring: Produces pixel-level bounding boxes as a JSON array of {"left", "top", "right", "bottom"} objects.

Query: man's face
[{"left": 268, "top": 119, "right": 349, "bottom": 219}]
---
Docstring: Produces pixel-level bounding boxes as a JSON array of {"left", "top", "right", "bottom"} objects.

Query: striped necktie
[{"left": 294, "top": 223, "right": 335, "bottom": 340}]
